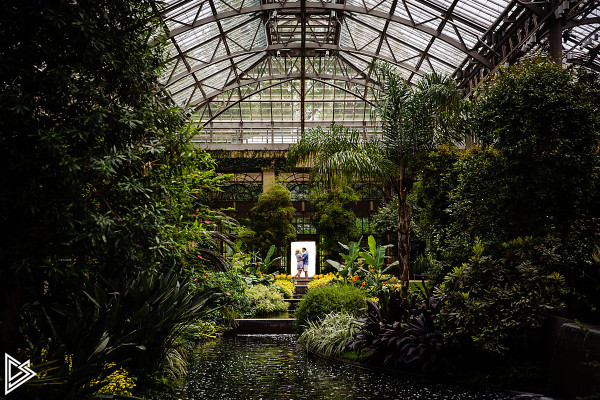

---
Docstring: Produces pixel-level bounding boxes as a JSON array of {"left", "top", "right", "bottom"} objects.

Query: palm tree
[
  {"left": 288, "top": 65, "right": 464, "bottom": 295},
  {"left": 288, "top": 124, "right": 392, "bottom": 189}
]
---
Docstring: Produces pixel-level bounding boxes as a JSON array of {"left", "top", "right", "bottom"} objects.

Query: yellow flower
[{"left": 90, "top": 363, "right": 136, "bottom": 396}]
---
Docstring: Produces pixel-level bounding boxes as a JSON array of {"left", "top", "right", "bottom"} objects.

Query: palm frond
[
  {"left": 373, "top": 64, "right": 464, "bottom": 163},
  {"left": 288, "top": 124, "right": 390, "bottom": 189}
]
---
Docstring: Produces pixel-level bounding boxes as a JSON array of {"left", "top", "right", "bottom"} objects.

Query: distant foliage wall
[{"left": 309, "top": 187, "right": 360, "bottom": 262}]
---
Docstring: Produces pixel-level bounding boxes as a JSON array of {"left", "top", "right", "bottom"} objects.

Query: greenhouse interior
[{"left": 1, "top": 0, "right": 599, "bottom": 398}]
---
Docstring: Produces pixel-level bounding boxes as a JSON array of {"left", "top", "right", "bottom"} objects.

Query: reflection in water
[{"left": 182, "top": 335, "right": 530, "bottom": 400}]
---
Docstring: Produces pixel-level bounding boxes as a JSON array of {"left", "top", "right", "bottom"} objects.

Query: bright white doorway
[{"left": 290, "top": 241, "right": 316, "bottom": 277}]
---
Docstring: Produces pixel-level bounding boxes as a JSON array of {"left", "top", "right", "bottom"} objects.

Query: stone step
[
  {"left": 294, "top": 278, "right": 312, "bottom": 284},
  {"left": 294, "top": 284, "right": 308, "bottom": 296},
  {"left": 284, "top": 298, "right": 301, "bottom": 311},
  {"left": 233, "top": 318, "right": 295, "bottom": 334}
]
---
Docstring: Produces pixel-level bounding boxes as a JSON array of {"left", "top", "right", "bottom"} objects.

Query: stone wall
[{"left": 546, "top": 317, "right": 600, "bottom": 397}]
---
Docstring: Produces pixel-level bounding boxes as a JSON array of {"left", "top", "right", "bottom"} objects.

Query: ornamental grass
[{"left": 298, "top": 312, "right": 361, "bottom": 357}]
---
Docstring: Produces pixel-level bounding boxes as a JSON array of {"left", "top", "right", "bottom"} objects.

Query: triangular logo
[{"left": 4, "top": 353, "right": 36, "bottom": 395}]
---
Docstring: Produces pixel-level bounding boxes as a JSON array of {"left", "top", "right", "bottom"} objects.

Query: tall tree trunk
[{"left": 396, "top": 161, "right": 411, "bottom": 297}]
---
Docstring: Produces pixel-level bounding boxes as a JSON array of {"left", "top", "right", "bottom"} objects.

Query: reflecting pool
[{"left": 181, "top": 335, "right": 550, "bottom": 400}]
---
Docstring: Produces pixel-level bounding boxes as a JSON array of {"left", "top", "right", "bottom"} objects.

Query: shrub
[
  {"left": 298, "top": 312, "right": 361, "bottom": 357},
  {"left": 245, "top": 284, "right": 289, "bottom": 316},
  {"left": 294, "top": 284, "right": 366, "bottom": 333},
  {"left": 272, "top": 279, "right": 294, "bottom": 299},
  {"left": 409, "top": 145, "right": 462, "bottom": 274},
  {"left": 434, "top": 237, "right": 565, "bottom": 355},
  {"left": 191, "top": 269, "right": 251, "bottom": 325},
  {"left": 244, "top": 183, "right": 296, "bottom": 261},
  {"left": 309, "top": 186, "right": 359, "bottom": 262}
]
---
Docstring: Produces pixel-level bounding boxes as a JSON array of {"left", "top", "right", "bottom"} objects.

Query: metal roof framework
[{"left": 156, "top": 0, "right": 600, "bottom": 146}]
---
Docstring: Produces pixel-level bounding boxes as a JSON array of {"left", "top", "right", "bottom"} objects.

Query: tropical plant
[
  {"left": 294, "top": 284, "right": 366, "bottom": 333},
  {"left": 288, "top": 124, "right": 390, "bottom": 190},
  {"left": 298, "top": 312, "right": 362, "bottom": 357},
  {"left": 434, "top": 237, "right": 565, "bottom": 355},
  {"left": 326, "top": 238, "right": 363, "bottom": 281},
  {"left": 236, "top": 245, "right": 283, "bottom": 279},
  {"left": 180, "top": 209, "right": 241, "bottom": 272},
  {"left": 375, "top": 67, "right": 465, "bottom": 294},
  {"left": 348, "top": 296, "right": 444, "bottom": 374},
  {"left": 21, "top": 270, "right": 216, "bottom": 398},
  {"left": 327, "top": 236, "right": 399, "bottom": 296},
  {"left": 356, "top": 235, "right": 399, "bottom": 294},
  {"left": 288, "top": 67, "right": 464, "bottom": 295}
]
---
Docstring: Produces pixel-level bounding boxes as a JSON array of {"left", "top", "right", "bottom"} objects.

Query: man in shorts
[{"left": 301, "top": 247, "right": 309, "bottom": 279}]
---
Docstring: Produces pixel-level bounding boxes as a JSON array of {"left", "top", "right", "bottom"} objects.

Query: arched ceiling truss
[
  {"left": 156, "top": 0, "right": 600, "bottom": 147},
  {"left": 455, "top": 0, "right": 600, "bottom": 96}
]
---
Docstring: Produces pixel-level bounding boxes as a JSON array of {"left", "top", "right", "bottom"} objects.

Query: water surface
[{"left": 182, "top": 334, "right": 549, "bottom": 400}]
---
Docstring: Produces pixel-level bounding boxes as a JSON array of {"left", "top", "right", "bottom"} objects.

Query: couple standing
[{"left": 294, "top": 247, "right": 309, "bottom": 279}]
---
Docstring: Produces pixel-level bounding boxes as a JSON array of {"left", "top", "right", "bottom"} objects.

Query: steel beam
[
  {"left": 162, "top": 1, "right": 492, "bottom": 68},
  {"left": 196, "top": 75, "right": 378, "bottom": 125},
  {"left": 165, "top": 44, "right": 420, "bottom": 98}
]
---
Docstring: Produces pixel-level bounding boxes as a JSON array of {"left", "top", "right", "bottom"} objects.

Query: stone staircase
[{"left": 232, "top": 278, "right": 311, "bottom": 334}]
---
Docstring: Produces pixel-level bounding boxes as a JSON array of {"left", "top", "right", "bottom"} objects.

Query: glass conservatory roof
[{"left": 156, "top": 0, "right": 600, "bottom": 146}]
